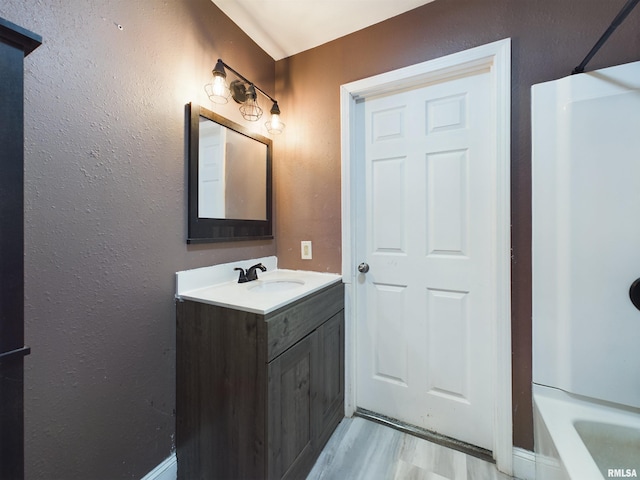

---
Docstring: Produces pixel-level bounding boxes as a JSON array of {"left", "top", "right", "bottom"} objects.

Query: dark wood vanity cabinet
[{"left": 176, "top": 281, "right": 344, "bottom": 480}]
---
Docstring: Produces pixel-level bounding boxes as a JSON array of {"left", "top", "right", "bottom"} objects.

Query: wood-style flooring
[{"left": 307, "top": 417, "right": 515, "bottom": 480}]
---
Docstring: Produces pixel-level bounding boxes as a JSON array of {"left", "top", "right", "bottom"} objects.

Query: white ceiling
[{"left": 211, "top": 0, "right": 435, "bottom": 60}]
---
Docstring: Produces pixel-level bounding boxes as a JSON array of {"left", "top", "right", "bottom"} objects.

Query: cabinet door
[
  {"left": 316, "top": 311, "right": 345, "bottom": 448},
  {"left": 267, "top": 332, "right": 319, "bottom": 480}
]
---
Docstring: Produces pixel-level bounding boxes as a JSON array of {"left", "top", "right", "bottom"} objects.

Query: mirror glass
[
  {"left": 188, "top": 103, "right": 272, "bottom": 243},
  {"left": 198, "top": 117, "right": 267, "bottom": 220}
]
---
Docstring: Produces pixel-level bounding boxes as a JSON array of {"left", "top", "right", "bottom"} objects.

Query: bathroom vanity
[{"left": 175, "top": 260, "right": 344, "bottom": 479}]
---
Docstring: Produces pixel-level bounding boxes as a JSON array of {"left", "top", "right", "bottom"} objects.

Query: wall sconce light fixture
[{"left": 205, "top": 59, "right": 285, "bottom": 134}]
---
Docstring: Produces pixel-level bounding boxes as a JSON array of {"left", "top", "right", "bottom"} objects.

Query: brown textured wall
[
  {"left": 275, "top": 0, "right": 640, "bottom": 449},
  {"left": 0, "top": 0, "right": 275, "bottom": 478},
  {"left": 2, "top": 0, "right": 639, "bottom": 476}
]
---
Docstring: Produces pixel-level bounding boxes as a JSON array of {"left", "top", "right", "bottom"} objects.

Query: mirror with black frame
[{"left": 187, "top": 102, "right": 273, "bottom": 243}]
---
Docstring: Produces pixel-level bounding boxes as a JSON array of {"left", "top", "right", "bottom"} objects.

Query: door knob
[
  {"left": 630, "top": 278, "right": 640, "bottom": 311},
  {"left": 358, "top": 263, "right": 370, "bottom": 273}
]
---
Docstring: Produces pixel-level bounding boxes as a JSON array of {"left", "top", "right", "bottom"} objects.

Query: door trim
[{"left": 340, "top": 38, "right": 512, "bottom": 474}]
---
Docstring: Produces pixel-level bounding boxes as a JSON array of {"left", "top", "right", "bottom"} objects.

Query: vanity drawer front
[{"left": 266, "top": 282, "right": 344, "bottom": 362}]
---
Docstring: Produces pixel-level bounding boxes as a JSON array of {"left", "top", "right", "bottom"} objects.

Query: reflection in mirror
[
  {"left": 198, "top": 117, "right": 267, "bottom": 220},
  {"left": 187, "top": 103, "right": 272, "bottom": 243}
]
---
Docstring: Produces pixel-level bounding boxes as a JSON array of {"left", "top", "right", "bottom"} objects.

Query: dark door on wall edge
[{"left": 0, "top": 17, "right": 41, "bottom": 480}]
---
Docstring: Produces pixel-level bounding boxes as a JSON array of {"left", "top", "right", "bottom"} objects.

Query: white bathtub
[{"left": 533, "top": 384, "right": 640, "bottom": 480}]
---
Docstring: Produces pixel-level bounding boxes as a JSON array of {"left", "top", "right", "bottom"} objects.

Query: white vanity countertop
[{"left": 176, "top": 258, "right": 342, "bottom": 314}]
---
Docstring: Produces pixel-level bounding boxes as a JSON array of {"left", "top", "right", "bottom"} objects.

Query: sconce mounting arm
[{"left": 217, "top": 59, "right": 277, "bottom": 104}]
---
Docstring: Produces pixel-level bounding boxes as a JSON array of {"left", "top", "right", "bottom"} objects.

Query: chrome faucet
[{"left": 234, "top": 263, "right": 267, "bottom": 283}]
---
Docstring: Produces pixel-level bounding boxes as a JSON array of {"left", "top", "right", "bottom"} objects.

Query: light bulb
[
  {"left": 205, "top": 60, "right": 230, "bottom": 104},
  {"left": 212, "top": 76, "right": 227, "bottom": 98},
  {"left": 205, "top": 74, "right": 230, "bottom": 104},
  {"left": 239, "top": 85, "right": 263, "bottom": 121},
  {"left": 265, "top": 102, "right": 285, "bottom": 134},
  {"left": 265, "top": 113, "right": 285, "bottom": 134}
]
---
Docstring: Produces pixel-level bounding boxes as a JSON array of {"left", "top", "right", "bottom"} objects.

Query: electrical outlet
[{"left": 301, "top": 241, "right": 312, "bottom": 260}]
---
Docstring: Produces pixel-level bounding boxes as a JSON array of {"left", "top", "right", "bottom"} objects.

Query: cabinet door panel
[
  {"left": 268, "top": 332, "right": 319, "bottom": 480},
  {"left": 317, "top": 311, "right": 345, "bottom": 448}
]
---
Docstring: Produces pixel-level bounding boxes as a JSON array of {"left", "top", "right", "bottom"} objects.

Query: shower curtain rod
[{"left": 572, "top": 0, "right": 640, "bottom": 74}]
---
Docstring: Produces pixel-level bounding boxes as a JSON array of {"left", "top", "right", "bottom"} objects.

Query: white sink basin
[{"left": 248, "top": 280, "right": 305, "bottom": 293}]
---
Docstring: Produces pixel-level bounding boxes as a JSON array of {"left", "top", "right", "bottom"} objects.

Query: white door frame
[{"left": 340, "top": 38, "right": 512, "bottom": 474}]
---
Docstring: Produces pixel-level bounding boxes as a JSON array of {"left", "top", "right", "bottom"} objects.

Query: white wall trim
[
  {"left": 340, "top": 38, "right": 512, "bottom": 474},
  {"left": 140, "top": 453, "right": 177, "bottom": 480},
  {"left": 513, "top": 447, "right": 536, "bottom": 480}
]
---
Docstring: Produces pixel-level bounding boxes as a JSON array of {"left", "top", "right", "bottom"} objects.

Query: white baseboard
[
  {"left": 512, "top": 447, "right": 535, "bottom": 480},
  {"left": 141, "top": 453, "right": 177, "bottom": 480}
]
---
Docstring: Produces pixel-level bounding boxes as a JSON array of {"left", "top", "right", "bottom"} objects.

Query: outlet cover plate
[{"left": 301, "top": 241, "right": 312, "bottom": 260}]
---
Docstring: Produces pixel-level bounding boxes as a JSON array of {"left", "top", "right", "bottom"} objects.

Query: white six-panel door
[{"left": 355, "top": 71, "right": 495, "bottom": 450}]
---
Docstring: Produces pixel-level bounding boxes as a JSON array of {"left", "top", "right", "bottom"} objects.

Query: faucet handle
[
  {"left": 246, "top": 263, "right": 267, "bottom": 281},
  {"left": 234, "top": 267, "right": 248, "bottom": 283}
]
